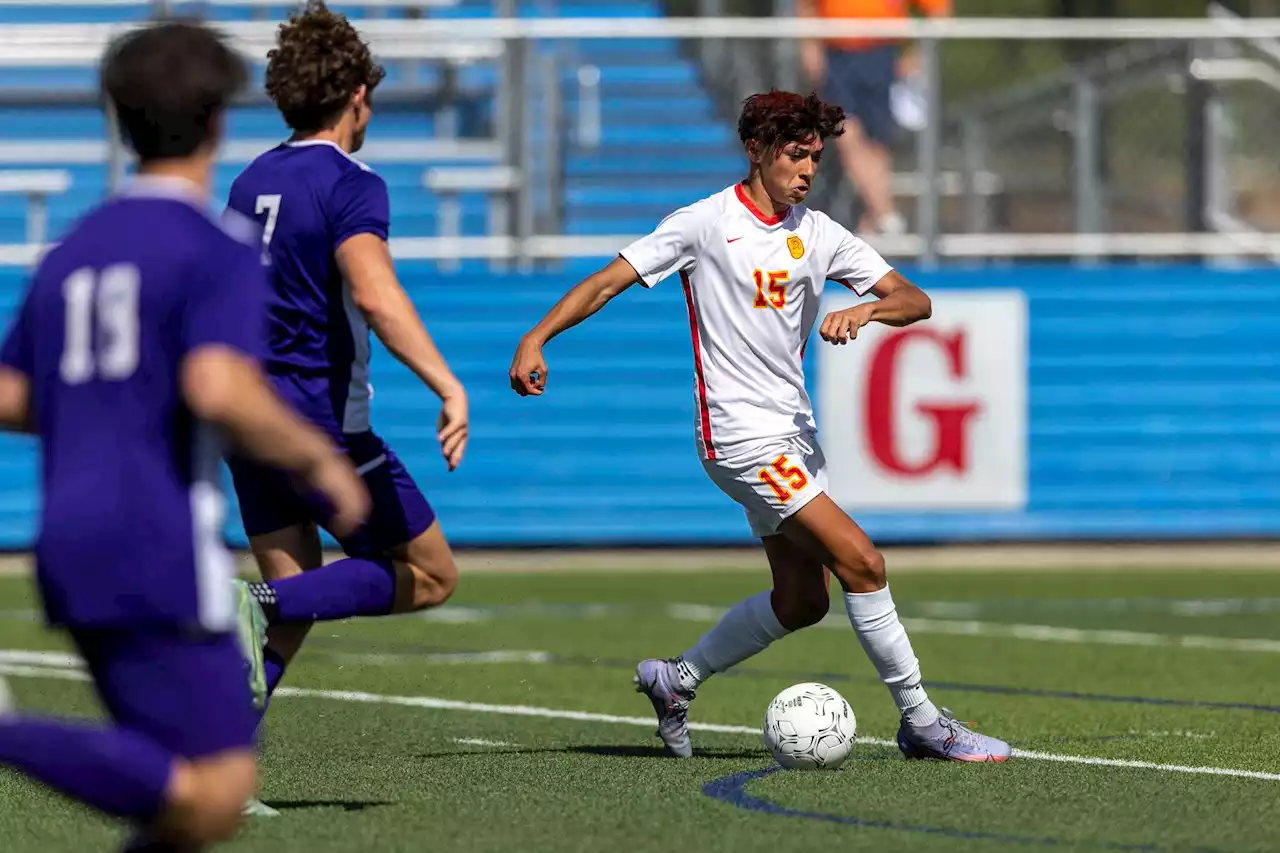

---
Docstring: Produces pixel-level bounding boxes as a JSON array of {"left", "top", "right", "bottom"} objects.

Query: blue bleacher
[
  {"left": 5, "top": 5, "right": 1273, "bottom": 547},
  {"left": 0, "top": 0, "right": 743, "bottom": 246},
  {"left": 4, "top": 263, "right": 1280, "bottom": 547}
]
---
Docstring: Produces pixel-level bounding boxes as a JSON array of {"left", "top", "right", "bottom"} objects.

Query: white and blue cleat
[
  {"left": 897, "top": 708, "right": 1012, "bottom": 763},
  {"left": 633, "top": 659, "right": 695, "bottom": 758}
]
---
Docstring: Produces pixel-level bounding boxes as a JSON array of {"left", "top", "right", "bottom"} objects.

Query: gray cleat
[
  {"left": 633, "top": 659, "right": 694, "bottom": 758},
  {"left": 243, "top": 798, "right": 281, "bottom": 818},
  {"left": 897, "top": 708, "right": 1012, "bottom": 763}
]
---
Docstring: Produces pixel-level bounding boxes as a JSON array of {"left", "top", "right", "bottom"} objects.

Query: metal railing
[{"left": 2, "top": 17, "right": 1280, "bottom": 265}]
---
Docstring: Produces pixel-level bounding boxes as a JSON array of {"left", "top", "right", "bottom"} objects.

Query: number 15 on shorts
[{"left": 759, "top": 455, "right": 808, "bottom": 503}]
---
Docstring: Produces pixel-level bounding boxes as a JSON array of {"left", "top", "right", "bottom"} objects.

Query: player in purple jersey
[
  {"left": 222, "top": 2, "right": 468, "bottom": 803},
  {"left": 0, "top": 21, "right": 370, "bottom": 852}
]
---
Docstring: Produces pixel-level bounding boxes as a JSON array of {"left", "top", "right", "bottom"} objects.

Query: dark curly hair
[
  {"left": 737, "top": 90, "right": 845, "bottom": 153},
  {"left": 265, "top": 0, "right": 386, "bottom": 134},
  {"left": 101, "top": 19, "right": 247, "bottom": 161}
]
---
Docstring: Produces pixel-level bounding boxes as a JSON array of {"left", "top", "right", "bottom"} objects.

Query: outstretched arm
[
  {"left": 509, "top": 255, "right": 640, "bottom": 396},
  {"left": 338, "top": 234, "right": 468, "bottom": 470}
]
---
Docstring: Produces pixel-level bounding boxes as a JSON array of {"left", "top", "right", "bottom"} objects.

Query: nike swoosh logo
[{"left": 727, "top": 237, "right": 744, "bottom": 243}]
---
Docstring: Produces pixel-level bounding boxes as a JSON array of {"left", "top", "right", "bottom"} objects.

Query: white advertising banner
[{"left": 817, "top": 289, "right": 1028, "bottom": 511}]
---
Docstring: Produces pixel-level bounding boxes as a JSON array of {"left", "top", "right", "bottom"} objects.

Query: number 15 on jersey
[{"left": 753, "top": 270, "right": 789, "bottom": 310}]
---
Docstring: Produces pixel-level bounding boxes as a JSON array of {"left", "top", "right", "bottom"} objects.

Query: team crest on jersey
[{"left": 787, "top": 235, "right": 804, "bottom": 259}]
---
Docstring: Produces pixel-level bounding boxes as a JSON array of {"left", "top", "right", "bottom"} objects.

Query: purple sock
[
  {"left": 264, "top": 647, "right": 288, "bottom": 695},
  {"left": 261, "top": 558, "right": 397, "bottom": 623},
  {"left": 252, "top": 647, "right": 289, "bottom": 730},
  {"left": 0, "top": 717, "right": 172, "bottom": 820}
]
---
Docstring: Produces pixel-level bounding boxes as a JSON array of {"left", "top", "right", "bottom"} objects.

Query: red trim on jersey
[
  {"left": 830, "top": 277, "right": 858, "bottom": 291},
  {"left": 735, "top": 183, "right": 789, "bottom": 226},
  {"left": 681, "top": 271, "right": 716, "bottom": 459}
]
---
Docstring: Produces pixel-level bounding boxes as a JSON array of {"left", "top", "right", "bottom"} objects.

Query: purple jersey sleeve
[
  {"left": 331, "top": 168, "right": 390, "bottom": 247},
  {"left": 182, "top": 242, "right": 269, "bottom": 361},
  {"left": 0, "top": 288, "right": 34, "bottom": 376}
]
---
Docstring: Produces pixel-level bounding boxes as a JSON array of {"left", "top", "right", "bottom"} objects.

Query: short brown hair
[
  {"left": 737, "top": 90, "right": 845, "bottom": 152},
  {"left": 265, "top": 0, "right": 386, "bottom": 133},
  {"left": 101, "top": 20, "right": 247, "bottom": 161}
]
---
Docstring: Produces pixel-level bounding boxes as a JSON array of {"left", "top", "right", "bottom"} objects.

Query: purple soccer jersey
[
  {"left": 225, "top": 140, "right": 435, "bottom": 552},
  {"left": 0, "top": 176, "right": 267, "bottom": 631},
  {"left": 227, "top": 139, "right": 389, "bottom": 434}
]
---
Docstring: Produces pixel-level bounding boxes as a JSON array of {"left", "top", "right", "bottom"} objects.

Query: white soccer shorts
[{"left": 702, "top": 432, "right": 829, "bottom": 538}]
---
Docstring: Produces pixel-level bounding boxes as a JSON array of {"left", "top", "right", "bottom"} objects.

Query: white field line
[
  {"left": 0, "top": 648, "right": 556, "bottom": 669},
  {"left": 913, "top": 597, "right": 1280, "bottom": 619},
  {"left": 453, "top": 738, "right": 518, "bottom": 747},
  {"left": 666, "top": 605, "right": 1280, "bottom": 654},
  {"left": 328, "top": 650, "right": 552, "bottom": 666},
  {"left": 0, "top": 650, "right": 78, "bottom": 667},
  {"left": 2, "top": 656, "right": 1278, "bottom": 783}
]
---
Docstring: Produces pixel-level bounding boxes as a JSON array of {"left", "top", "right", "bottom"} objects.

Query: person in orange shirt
[{"left": 798, "top": 0, "right": 950, "bottom": 235}]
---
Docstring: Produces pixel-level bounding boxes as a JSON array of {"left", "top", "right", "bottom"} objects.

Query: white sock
[
  {"left": 676, "top": 591, "right": 790, "bottom": 692},
  {"left": 844, "top": 586, "right": 939, "bottom": 727}
]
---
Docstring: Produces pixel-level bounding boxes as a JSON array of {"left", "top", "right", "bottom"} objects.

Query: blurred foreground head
[{"left": 101, "top": 19, "right": 248, "bottom": 165}]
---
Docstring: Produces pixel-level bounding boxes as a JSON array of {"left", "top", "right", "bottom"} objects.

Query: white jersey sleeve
[
  {"left": 618, "top": 200, "right": 718, "bottom": 288},
  {"left": 824, "top": 217, "right": 893, "bottom": 296}
]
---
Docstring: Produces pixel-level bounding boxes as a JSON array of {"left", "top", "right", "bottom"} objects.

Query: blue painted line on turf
[{"left": 702, "top": 767, "right": 1231, "bottom": 853}]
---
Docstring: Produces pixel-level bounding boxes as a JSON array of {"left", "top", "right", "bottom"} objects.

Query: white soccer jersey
[{"left": 620, "top": 184, "right": 893, "bottom": 460}]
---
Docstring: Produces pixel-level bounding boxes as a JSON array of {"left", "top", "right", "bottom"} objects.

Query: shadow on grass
[
  {"left": 415, "top": 744, "right": 765, "bottom": 760},
  {"left": 261, "top": 799, "right": 394, "bottom": 813}
]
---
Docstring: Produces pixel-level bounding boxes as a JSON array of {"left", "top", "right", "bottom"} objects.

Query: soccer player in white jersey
[{"left": 510, "top": 90, "right": 1010, "bottom": 763}]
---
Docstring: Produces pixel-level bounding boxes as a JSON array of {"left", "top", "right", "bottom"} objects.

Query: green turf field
[{"left": 2, "top": 563, "right": 1280, "bottom": 852}]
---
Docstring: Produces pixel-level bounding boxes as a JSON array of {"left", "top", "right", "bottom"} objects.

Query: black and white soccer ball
[{"left": 763, "top": 682, "right": 856, "bottom": 770}]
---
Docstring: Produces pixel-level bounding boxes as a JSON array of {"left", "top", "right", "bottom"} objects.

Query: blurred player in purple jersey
[
  {"left": 223, "top": 2, "right": 468, "bottom": 806},
  {"left": 0, "top": 20, "right": 370, "bottom": 852}
]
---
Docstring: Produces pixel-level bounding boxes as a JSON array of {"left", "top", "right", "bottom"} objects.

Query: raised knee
[
  {"left": 834, "top": 547, "right": 886, "bottom": 591},
  {"left": 409, "top": 560, "right": 457, "bottom": 610}
]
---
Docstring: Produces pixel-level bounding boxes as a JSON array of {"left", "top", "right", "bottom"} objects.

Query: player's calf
[
  {"left": 769, "top": 583, "right": 829, "bottom": 630},
  {"left": 765, "top": 539, "right": 833, "bottom": 630}
]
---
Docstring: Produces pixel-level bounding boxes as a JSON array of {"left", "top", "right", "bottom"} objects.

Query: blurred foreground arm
[
  {"left": 0, "top": 368, "right": 31, "bottom": 433},
  {"left": 183, "top": 346, "right": 369, "bottom": 536}
]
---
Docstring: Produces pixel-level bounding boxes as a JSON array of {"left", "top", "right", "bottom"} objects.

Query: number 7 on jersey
[{"left": 255, "top": 194, "right": 282, "bottom": 265}]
